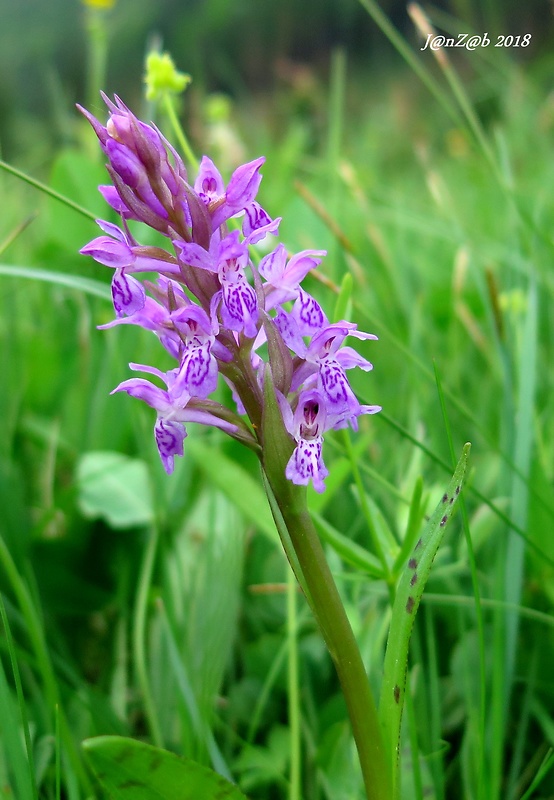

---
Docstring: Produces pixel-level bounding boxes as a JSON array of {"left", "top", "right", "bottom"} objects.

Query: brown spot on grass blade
[{"left": 406, "top": 596, "right": 415, "bottom": 614}]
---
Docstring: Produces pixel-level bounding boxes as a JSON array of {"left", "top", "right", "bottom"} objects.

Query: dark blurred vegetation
[{"left": 0, "top": 0, "right": 551, "bottom": 164}]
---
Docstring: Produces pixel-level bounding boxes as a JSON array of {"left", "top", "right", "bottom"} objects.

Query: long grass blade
[{"left": 379, "top": 443, "right": 470, "bottom": 797}]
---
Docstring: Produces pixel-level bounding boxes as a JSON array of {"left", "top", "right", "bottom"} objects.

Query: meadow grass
[{"left": 1, "top": 5, "right": 553, "bottom": 799}]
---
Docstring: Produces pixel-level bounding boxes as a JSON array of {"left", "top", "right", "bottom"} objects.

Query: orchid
[
  {"left": 78, "top": 93, "right": 395, "bottom": 800},
  {"left": 79, "top": 93, "right": 379, "bottom": 490}
]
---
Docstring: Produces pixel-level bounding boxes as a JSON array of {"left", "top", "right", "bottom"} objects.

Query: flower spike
[{"left": 80, "top": 94, "right": 379, "bottom": 483}]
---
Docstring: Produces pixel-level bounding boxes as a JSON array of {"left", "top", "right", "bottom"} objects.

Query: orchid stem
[{"left": 262, "top": 471, "right": 392, "bottom": 800}]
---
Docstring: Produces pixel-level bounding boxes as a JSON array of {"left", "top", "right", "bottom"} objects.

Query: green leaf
[
  {"left": 186, "top": 439, "right": 277, "bottom": 541},
  {"left": 332, "top": 271, "right": 353, "bottom": 322},
  {"left": 83, "top": 736, "right": 249, "bottom": 800},
  {"left": 311, "top": 512, "right": 384, "bottom": 578},
  {"left": 379, "top": 443, "right": 471, "bottom": 793},
  {"left": 0, "top": 264, "right": 111, "bottom": 301},
  {"left": 76, "top": 451, "right": 154, "bottom": 529}
]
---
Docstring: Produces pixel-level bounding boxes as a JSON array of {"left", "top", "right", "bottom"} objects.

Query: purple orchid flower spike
[{"left": 80, "top": 94, "right": 380, "bottom": 490}]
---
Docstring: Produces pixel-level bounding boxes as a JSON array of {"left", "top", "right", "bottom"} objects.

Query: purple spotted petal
[
  {"left": 220, "top": 279, "right": 259, "bottom": 338},
  {"left": 112, "top": 270, "right": 146, "bottom": 317},
  {"left": 292, "top": 289, "right": 328, "bottom": 336},
  {"left": 173, "top": 343, "right": 218, "bottom": 400},
  {"left": 335, "top": 345, "right": 373, "bottom": 372},
  {"left": 242, "top": 202, "right": 281, "bottom": 244},
  {"left": 281, "top": 249, "right": 326, "bottom": 287},
  {"left": 111, "top": 376, "right": 171, "bottom": 412},
  {"left": 155, "top": 418, "right": 186, "bottom": 474},
  {"left": 274, "top": 309, "right": 308, "bottom": 358},
  {"left": 176, "top": 240, "right": 217, "bottom": 272},
  {"left": 285, "top": 438, "right": 328, "bottom": 493},
  {"left": 317, "top": 358, "right": 357, "bottom": 412},
  {"left": 98, "top": 185, "right": 135, "bottom": 216},
  {"left": 194, "top": 155, "right": 225, "bottom": 203},
  {"left": 225, "top": 157, "right": 264, "bottom": 207}
]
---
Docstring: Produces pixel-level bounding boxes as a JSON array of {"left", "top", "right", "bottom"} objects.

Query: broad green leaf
[
  {"left": 82, "top": 736, "right": 249, "bottom": 800},
  {"left": 186, "top": 439, "right": 277, "bottom": 541},
  {"left": 76, "top": 451, "right": 153, "bottom": 529}
]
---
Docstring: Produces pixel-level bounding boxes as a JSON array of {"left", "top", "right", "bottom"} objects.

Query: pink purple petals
[{"left": 80, "top": 94, "right": 379, "bottom": 483}]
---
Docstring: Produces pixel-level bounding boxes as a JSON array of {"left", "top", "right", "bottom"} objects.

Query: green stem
[
  {"left": 133, "top": 526, "right": 164, "bottom": 747},
  {"left": 287, "top": 566, "right": 301, "bottom": 800},
  {"left": 0, "top": 160, "right": 97, "bottom": 222},
  {"left": 262, "top": 471, "right": 391, "bottom": 800},
  {"left": 84, "top": 6, "right": 109, "bottom": 112},
  {"left": 162, "top": 94, "right": 197, "bottom": 170}
]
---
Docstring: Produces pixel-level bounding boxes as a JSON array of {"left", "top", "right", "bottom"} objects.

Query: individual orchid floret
[
  {"left": 194, "top": 155, "right": 266, "bottom": 231},
  {"left": 259, "top": 244, "right": 326, "bottom": 310},
  {"left": 112, "top": 363, "right": 239, "bottom": 474},
  {"left": 171, "top": 305, "right": 219, "bottom": 399},
  {"left": 277, "top": 315, "right": 377, "bottom": 421},
  {"left": 279, "top": 389, "right": 330, "bottom": 493},
  {"left": 80, "top": 220, "right": 179, "bottom": 317}
]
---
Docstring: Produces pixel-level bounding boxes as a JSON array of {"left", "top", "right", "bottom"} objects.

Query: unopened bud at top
[{"left": 145, "top": 52, "right": 192, "bottom": 102}]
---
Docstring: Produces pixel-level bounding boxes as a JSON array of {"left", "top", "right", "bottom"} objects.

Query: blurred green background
[{"left": 0, "top": 0, "right": 551, "bottom": 163}]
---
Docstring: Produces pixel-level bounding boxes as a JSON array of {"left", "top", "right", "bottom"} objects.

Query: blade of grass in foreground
[
  {"left": 0, "top": 159, "right": 97, "bottom": 222},
  {"left": 379, "top": 443, "right": 470, "bottom": 798},
  {"left": 0, "top": 596, "right": 37, "bottom": 800},
  {"left": 0, "top": 264, "right": 111, "bottom": 301},
  {"left": 434, "top": 361, "right": 487, "bottom": 800}
]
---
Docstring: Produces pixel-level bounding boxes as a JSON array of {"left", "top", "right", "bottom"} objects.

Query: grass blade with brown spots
[{"left": 378, "top": 443, "right": 471, "bottom": 798}]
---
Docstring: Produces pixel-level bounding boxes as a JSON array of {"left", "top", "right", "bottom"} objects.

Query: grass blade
[{"left": 379, "top": 443, "right": 470, "bottom": 797}]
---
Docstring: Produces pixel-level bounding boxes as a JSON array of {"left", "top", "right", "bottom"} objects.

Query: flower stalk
[
  {"left": 260, "top": 373, "right": 391, "bottom": 800},
  {"left": 78, "top": 93, "right": 387, "bottom": 799}
]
